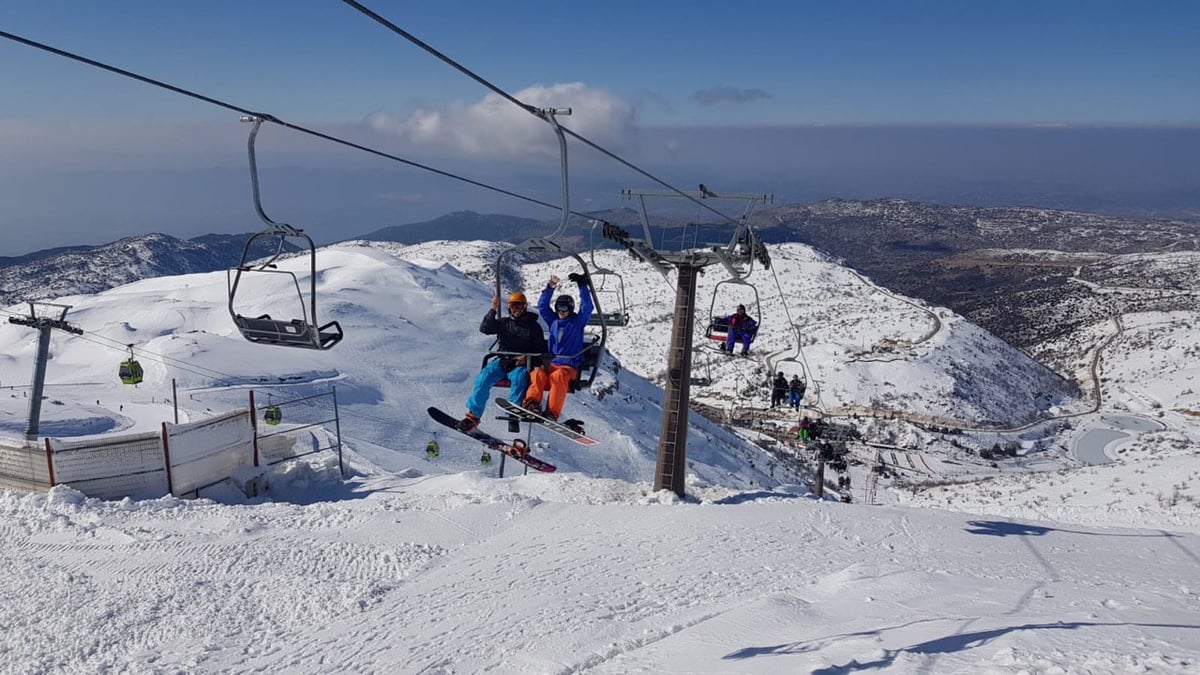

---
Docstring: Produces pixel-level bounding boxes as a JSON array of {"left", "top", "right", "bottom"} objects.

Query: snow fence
[{"left": 0, "top": 408, "right": 336, "bottom": 500}]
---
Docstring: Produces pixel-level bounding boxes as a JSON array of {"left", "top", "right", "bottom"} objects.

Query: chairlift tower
[
  {"left": 7, "top": 302, "right": 83, "bottom": 442},
  {"left": 611, "top": 188, "right": 772, "bottom": 496}
]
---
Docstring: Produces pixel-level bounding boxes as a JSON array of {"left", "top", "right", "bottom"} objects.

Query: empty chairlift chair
[{"left": 227, "top": 115, "right": 343, "bottom": 351}]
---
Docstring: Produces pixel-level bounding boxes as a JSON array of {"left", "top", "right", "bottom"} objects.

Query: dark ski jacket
[
  {"left": 538, "top": 284, "right": 595, "bottom": 369},
  {"left": 772, "top": 374, "right": 788, "bottom": 394},
  {"left": 789, "top": 377, "right": 806, "bottom": 394},
  {"left": 480, "top": 309, "right": 547, "bottom": 366}
]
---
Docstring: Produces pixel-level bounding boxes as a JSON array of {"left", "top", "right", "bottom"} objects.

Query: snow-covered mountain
[
  {"left": 0, "top": 232, "right": 291, "bottom": 307},
  {"left": 0, "top": 243, "right": 785, "bottom": 489},
  {"left": 3, "top": 236, "right": 1199, "bottom": 673}
]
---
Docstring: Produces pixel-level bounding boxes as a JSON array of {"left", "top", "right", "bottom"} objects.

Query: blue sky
[
  {"left": 5, "top": 0, "right": 1199, "bottom": 125},
  {"left": 2, "top": 1, "right": 1199, "bottom": 252}
]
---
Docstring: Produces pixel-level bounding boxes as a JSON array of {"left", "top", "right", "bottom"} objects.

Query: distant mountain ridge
[
  {"left": 353, "top": 207, "right": 669, "bottom": 249},
  {"left": 0, "top": 233, "right": 290, "bottom": 307},
  {"left": 747, "top": 198, "right": 1200, "bottom": 362},
  {"left": 8, "top": 199, "right": 1199, "bottom": 380}
]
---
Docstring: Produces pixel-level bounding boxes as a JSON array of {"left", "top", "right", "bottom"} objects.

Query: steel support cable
[
  {"left": 0, "top": 29, "right": 558, "bottom": 213},
  {"left": 78, "top": 331, "right": 336, "bottom": 414},
  {"left": 337, "top": 0, "right": 745, "bottom": 231},
  {"left": 67, "top": 329, "right": 401, "bottom": 426}
]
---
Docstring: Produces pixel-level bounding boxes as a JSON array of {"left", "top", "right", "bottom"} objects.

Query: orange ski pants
[{"left": 525, "top": 364, "right": 578, "bottom": 418}]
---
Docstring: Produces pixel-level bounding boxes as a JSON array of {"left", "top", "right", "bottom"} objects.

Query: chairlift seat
[
  {"left": 226, "top": 117, "right": 346, "bottom": 352},
  {"left": 234, "top": 314, "right": 343, "bottom": 350}
]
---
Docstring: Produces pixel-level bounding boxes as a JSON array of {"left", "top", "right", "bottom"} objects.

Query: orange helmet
[{"left": 507, "top": 291, "right": 527, "bottom": 305}]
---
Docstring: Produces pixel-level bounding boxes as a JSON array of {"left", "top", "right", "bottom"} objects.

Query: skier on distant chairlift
[
  {"left": 719, "top": 304, "right": 757, "bottom": 355},
  {"left": 770, "top": 371, "right": 788, "bottom": 409},
  {"left": 788, "top": 375, "right": 807, "bottom": 410}
]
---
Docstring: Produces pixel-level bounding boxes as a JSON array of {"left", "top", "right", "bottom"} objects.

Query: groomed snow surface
[
  {"left": 1, "top": 242, "right": 1198, "bottom": 673},
  {"left": 4, "top": 468, "right": 1198, "bottom": 674}
]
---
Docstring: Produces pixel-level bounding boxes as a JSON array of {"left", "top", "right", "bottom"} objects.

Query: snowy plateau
[{"left": 0, "top": 237, "right": 1198, "bottom": 674}]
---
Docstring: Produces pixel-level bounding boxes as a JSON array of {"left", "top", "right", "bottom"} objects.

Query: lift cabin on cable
[
  {"left": 483, "top": 108, "right": 607, "bottom": 394},
  {"left": 704, "top": 273, "right": 762, "bottom": 351},
  {"left": 262, "top": 393, "right": 282, "bottom": 426},
  {"left": 227, "top": 115, "right": 343, "bottom": 351},
  {"left": 118, "top": 344, "right": 143, "bottom": 385}
]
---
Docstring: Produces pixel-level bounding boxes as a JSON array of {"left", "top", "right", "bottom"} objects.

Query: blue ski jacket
[{"left": 537, "top": 284, "right": 594, "bottom": 369}]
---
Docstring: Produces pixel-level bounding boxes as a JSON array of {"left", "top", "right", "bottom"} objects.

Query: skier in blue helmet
[{"left": 523, "top": 273, "right": 594, "bottom": 421}]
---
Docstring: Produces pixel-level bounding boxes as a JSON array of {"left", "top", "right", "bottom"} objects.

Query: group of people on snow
[{"left": 458, "top": 273, "right": 593, "bottom": 435}]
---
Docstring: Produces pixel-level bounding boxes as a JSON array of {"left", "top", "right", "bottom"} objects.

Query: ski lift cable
[
  {"left": 337, "top": 0, "right": 746, "bottom": 232},
  {"left": 2, "top": 306, "right": 412, "bottom": 428},
  {"left": 0, "top": 29, "right": 567, "bottom": 216},
  {"left": 0, "top": 27, "right": 698, "bottom": 233},
  {"left": 69, "top": 330, "right": 402, "bottom": 426}
]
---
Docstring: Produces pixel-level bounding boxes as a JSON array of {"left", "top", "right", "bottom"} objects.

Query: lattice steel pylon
[
  {"left": 8, "top": 302, "right": 83, "bottom": 442},
  {"left": 608, "top": 188, "right": 772, "bottom": 496}
]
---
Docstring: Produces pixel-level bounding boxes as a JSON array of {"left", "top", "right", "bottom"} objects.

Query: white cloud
[{"left": 367, "top": 83, "right": 636, "bottom": 160}]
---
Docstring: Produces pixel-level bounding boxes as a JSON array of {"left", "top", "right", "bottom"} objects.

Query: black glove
[{"left": 568, "top": 272, "right": 590, "bottom": 287}]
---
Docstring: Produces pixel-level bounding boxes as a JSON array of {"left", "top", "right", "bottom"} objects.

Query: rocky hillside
[
  {"left": 0, "top": 233, "right": 292, "bottom": 307},
  {"left": 752, "top": 199, "right": 1200, "bottom": 365}
]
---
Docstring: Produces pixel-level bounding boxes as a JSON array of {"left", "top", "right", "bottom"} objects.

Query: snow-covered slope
[
  {"left": 0, "top": 244, "right": 783, "bottom": 489},
  {"left": 2, "top": 238, "right": 1200, "bottom": 673},
  {"left": 2, "top": 468, "right": 1197, "bottom": 673}
]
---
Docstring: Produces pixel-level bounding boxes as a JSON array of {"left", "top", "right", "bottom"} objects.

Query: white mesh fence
[{"left": 0, "top": 390, "right": 340, "bottom": 500}]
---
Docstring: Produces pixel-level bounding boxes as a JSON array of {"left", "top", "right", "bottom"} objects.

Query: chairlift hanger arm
[
  {"left": 538, "top": 109, "right": 572, "bottom": 241},
  {"left": 241, "top": 115, "right": 304, "bottom": 239}
]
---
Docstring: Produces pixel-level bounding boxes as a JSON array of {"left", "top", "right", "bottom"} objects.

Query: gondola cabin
[
  {"left": 263, "top": 406, "right": 282, "bottom": 425},
  {"left": 118, "top": 359, "right": 143, "bottom": 385}
]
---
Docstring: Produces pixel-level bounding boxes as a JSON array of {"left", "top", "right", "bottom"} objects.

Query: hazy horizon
[
  {"left": 2, "top": 124, "right": 1197, "bottom": 256},
  {"left": 5, "top": 2, "right": 1198, "bottom": 254}
]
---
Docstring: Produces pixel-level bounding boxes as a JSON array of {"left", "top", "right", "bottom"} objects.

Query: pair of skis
[{"left": 427, "top": 398, "right": 597, "bottom": 473}]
